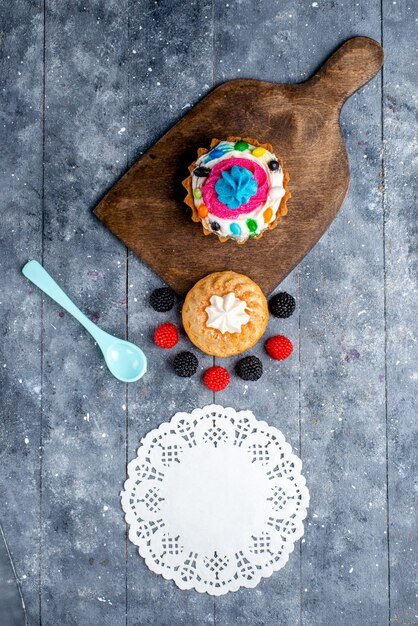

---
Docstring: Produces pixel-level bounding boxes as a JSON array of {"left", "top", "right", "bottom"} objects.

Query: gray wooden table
[{"left": 1, "top": 1, "right": 416, "bottom": 625}]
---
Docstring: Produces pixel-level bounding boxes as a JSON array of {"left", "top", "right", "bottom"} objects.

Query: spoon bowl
[{"left": 104, "top": 340, "right": 147, "bottom": 383}]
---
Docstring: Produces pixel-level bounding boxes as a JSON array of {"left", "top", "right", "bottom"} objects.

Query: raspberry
[
  {"left": 269, "top": 292, "right": 296, "bottom": 318},
  {"left": 153, "top": 322, "right": 178, "bottom": 349},
  {"left": 173, "top": 351, "right": 198, "bottom": 377},
  {"left": 203, "top": 366, "right": 230, "bottom": 392},
  {"left": 265, "top": 335, "right": 293, "bottom": 361},
  {"left": 149, "top": 287, "right": 175, "bottom": 312},
  {"left": 235, "top": 356, "right": 263, "bottom": 381}
]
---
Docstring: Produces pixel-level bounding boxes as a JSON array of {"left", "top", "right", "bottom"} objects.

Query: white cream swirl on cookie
[{"left": 205, "top": 292, "right": 250, "bottom": 334}]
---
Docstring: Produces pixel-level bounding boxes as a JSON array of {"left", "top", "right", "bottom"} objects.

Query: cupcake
[
  {"left": 183, "top": 136, "right": 290, "bottom": 243},
  {"left": 182, "top": 271, "right": 268, "bottom": 357}
]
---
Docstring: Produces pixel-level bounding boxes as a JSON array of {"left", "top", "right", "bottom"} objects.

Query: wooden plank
[
  {"left": 39, "top": 1, "right": 129, "bottom": 624},
  {"left": 0, "top": 525, "right": 26, "bottom": 625},
  {"left": 0, "top": 0, "right": 44, "bottom": 623},
  {"left": 212, "top": 2, "right": 302, "bottom": 624},
  {"left": 126, "top": 1, "right": 215, "bottom": 624},
  {"left": 295, "top": 3, "right": 389, "bottom": 625},
  {"left": 1, "top": 2, "right": 415, "bottom": 625},
  {"left": 382, "top": 1, "right": 418, "bottom": 623},
  {"left": 214, "top": 274, "right": 301, "bottom": 625},
  {"left": 213, "top": 1, "right": 388, "bottom": 625}
]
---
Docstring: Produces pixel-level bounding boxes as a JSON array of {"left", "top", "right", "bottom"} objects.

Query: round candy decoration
[
  {"left": 268, "top": 159, "right": 280, "bottom": 171},
  {"left": 234, "top": 140, "right": 249, "bottom": 151},
  {"left": 230, "top": 223, "right": 241, "bottom": 236},
  {"left": 194, "top": 166, "right": 211, "bottom": 177},
  {"left": 183, "top": 137, "right": 291, "bottom": 243},
  {"left": 197, "top": 204, "right": 208, "bottom": 218}
]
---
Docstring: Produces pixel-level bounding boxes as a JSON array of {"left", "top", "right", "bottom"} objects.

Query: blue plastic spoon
[{"left": 22, "top": 260, "right": 147, "bottom": 382}]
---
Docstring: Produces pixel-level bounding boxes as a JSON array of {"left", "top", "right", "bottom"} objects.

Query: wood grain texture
[
  {"left": 214, "top": 3, "right": 389, "bottom": 625},
  {"left": 94, "top": 36, "right": 383, "bottom": 297},
  {"left": 39, "top": 1, "right": 129, "bottom": 624},
  {"left": 0, "top": 1, "right": 416, "bottom": 625},
  {"left": 0, "top": 1, "right": 44, "bottom": 624},
  {"left": 211, "top": 3, "right": 303, "bottom": 623},
  {"left": 263, "top": 6, "right": 392, "bottom": 626},
  {"left": 125, "top": 2, "right": 215, "bottom": 623},
  {"left": 383, "top": 1, "right": 418, "bottom": 623},
  {"left": 298, "top": 22, "right": 389, "bottom": 626}
]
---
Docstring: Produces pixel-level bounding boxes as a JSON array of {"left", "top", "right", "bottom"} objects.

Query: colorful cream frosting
[
  {"left": 185, "top": 138, "right": 289, "bottom": 243},
  {"left": 215, "top": 165, "right": 258, "bottom": 209},
  {"left": 205, "top": 292, "right": 250, "bottom": 334}
]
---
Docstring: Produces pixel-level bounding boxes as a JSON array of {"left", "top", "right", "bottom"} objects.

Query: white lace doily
[{"left": 121, "top": 404, "right": 309, "bottom": 595}]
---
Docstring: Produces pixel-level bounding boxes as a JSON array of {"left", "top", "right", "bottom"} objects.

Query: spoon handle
[{"left": 22, "top": 260, "right": 106, "bottom": 344}]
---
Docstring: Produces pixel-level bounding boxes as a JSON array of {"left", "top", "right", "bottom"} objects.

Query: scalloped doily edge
[{"left": 121, "top": 404, "right": 310, "bottom": 595}]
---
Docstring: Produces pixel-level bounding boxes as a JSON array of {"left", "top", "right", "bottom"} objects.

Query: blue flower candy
[{"left": 215, "top": 165, "right": 258, "bottom": 209}]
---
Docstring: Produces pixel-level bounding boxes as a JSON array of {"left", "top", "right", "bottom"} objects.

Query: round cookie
[{"left": 182, "top": 271, "right": 268, "bottom": 357}]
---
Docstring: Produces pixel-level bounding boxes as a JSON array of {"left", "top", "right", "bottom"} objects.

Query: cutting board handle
[{"left": 305, "top": 36, "right": 383, "bottom": 107}]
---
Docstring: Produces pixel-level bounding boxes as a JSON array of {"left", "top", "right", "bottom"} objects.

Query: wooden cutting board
[{"left": 94, "top": 37, "right": 383, "bottom": 296}]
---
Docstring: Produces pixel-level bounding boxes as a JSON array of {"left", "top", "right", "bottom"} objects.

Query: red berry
[
  {"left": 203, "top": 366, "right": 230, "bottom": 392},
  {"left": 265, "top": 335, "right": 293, "bottom": 361},
  {"left": 153, "top": 322, "right": 178, "bottom": 349}
]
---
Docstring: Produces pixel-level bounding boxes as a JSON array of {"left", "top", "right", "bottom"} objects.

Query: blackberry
[
  {"left": 269, "top": 292, "right": 296, "bottom": 318},
  {"left": 235, "top": 356, "right": 263, "bottom": 381},
  {"left": 149, "top": 287, "right": 175, "bottom": 312},
  {"left": 173, "top": 351, "right": 199, "bottom": 377}
]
